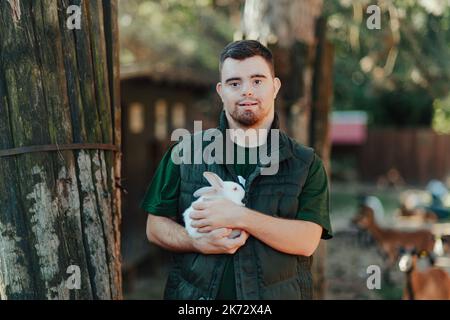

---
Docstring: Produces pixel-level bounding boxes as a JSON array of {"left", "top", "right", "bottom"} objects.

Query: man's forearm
[
  {"left": 238, "top": 208, "right": 322, "bottom": 256},
  {"left": 147, "top": 214, "right": 196, "bottom": 252}
]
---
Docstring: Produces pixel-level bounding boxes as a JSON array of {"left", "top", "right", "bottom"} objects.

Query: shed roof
[{"left": 120, "top": 63, "right": 218, "bottom": 88}]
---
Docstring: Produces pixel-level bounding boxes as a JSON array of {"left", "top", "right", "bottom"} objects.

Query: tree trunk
[
  {"left": 242, "top": 0, "right": 333, "bottom": 299},
  {"left": 0, "top": 0, "right": 122, "bottom": 299}
]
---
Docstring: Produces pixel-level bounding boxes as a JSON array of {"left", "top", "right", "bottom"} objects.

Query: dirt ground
[{"left": 324, "top": 230, "right": 404, "bottom": 299}]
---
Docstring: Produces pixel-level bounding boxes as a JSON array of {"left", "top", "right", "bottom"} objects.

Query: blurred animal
[
  {"left": 396, "top": 204, "right": 438, "bottom": 223},
  {"left": 434, "top": 235, "right": 450, "bottom": 256},
  {"left": 364, "top": 195, "right": 385, "bottom": 222},
  {"left": 353, "top": 195, "right": 383, "bottom": 247},
  {"left": 398, "top": 184, "right": 450, "bottom": 221},
  {"left": 444, "top": 235, "right": 450, "bottom": 251},
  {"left": 399, "top": 248, "right": 450, "bottom": 300},
  {"left": 396, "top": 190, "right": 438, "bottom": 223},
  {"left": 352, "top": 205, "right": 436, "bottom": 269}
]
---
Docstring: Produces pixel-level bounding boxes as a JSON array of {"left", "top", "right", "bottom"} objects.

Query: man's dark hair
[{"left": 219, "top": 40, "right": 275, "bottom": 76}]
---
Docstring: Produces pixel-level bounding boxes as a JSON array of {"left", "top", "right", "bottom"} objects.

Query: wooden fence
[{"left": 359, "top": 129, "right": 450, "bottom": 185}]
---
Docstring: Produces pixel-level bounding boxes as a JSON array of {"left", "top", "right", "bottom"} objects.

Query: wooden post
[
  {"left": 103, "top": 0, "right": 123, "bottom": 300},
  {"left": 0, "top": 0, "right": 121, "bottom": 299},
  {"left": 310, "top": 17, "right": 334, "bottom": 300}
]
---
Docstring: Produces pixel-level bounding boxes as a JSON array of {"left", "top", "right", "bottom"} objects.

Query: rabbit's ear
[
  {"left": 193, "top": 186, "right": 217, "bottom": 198},
  {"left": 203, "top": 172, "right": 224, "bottom": 189},
  {"left": 237, "top": 175, "right": 246, "bottom": 187}
]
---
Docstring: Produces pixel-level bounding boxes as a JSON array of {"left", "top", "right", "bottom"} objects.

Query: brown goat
[
  {"left": 352, "top": 206, "right": 436, "bottom": 267},
  {"left": 399, "top": 249, "right": 450, "bottom": 300}
]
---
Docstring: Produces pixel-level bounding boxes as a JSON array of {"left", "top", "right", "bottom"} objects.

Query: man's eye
[
  {"left": 230, "top": 82, "right": 240, "bottom": 87},
  {"left": 254, "top": 79, "right": 262, "bottom": 85}
]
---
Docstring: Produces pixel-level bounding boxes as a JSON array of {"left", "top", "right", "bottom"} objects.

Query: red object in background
[{"left": 330, "top": 111, "right": 368, "bottom": 145}]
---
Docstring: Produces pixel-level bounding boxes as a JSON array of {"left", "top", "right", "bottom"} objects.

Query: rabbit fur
[{"left": 183, "top": 171, "right": 246, "bottom": 239}]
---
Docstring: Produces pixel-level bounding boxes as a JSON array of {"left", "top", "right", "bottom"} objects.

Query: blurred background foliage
[
  {"left": 119, "top": 0, "right": 450, "bottom": 131},
  {"left": 324, "top": 0, "right": 450, "bottom": 131},
  {"left": 119, "top": 0, "right": 241, "bottom": 80}
]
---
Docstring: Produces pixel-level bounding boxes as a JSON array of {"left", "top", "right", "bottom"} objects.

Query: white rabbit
[{"left": 183, "top": 171, "right": 246, "bottom": 239}]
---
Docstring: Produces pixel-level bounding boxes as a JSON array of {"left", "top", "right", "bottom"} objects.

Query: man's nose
[{"left": 241, "top": 82, "right": 254, "bottom": 97}]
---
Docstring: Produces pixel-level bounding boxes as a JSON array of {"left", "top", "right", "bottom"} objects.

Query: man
[{"left": 141, "top": 40, "right": 332, "bottom": 300}]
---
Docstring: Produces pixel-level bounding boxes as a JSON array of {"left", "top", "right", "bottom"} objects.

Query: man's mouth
[{"left": 237, "top": 101, "right": 258, "bottom": 107}]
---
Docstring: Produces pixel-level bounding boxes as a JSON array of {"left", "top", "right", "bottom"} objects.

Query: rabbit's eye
[{"left": 233, "top": 187, "right": 237, "bottom": 191}]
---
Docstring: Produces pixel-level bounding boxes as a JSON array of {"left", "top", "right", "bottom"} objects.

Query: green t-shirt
[{"left": 140, "top": 142, "right": 332, "bottom": 300}]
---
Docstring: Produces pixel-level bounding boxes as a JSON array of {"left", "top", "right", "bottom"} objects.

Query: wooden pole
[
  {"left": 0, "top": 0, "right": 121, "bottom": 299},
  {"left": 310, "top": 17, "right": 334, "bottom": 300}
]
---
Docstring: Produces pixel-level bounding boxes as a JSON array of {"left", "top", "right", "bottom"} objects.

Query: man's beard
[{"left": 230, "top": 106, "right": 261, "bottom": 126}]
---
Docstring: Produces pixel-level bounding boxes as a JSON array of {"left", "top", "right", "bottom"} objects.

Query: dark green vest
[{"left": 164, "top": 110, "right": 315, "bottom": 300}]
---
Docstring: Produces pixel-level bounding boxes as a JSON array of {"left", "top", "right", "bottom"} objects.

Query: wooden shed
[{"left": 119, "top": 65, "right": 220, "bottom": 289}]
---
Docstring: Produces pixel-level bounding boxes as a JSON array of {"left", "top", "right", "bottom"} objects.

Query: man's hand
[
  {"left": 192, "top": 227, "right": 249, "bottom": 254},
  {"left": 189, "top": 199, "right": 323, "bottom": 256},
  {"left": 190, "top": 198, "right": 246, "bottom": 232}
]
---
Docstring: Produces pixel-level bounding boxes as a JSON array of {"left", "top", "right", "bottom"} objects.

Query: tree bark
[{"left": 0, "top": 0, "right": 122, "bottom": 299}]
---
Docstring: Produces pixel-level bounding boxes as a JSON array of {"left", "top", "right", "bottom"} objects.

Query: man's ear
[
  {"left": 273, "top": 77, "right": 281, "bottom": 99},
  {"left": 216, "top": 82, "right": 223, "bottom": 101}
]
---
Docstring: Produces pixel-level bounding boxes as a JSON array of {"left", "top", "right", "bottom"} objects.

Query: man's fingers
[
  {"left": 197, "top": 226, "right": 213, "bottom": 233},
  {"left": 216, "top": 231, "right": 248, "bottom": 253},
  {"left": 189, "top": 210, "right": 206, "bottom": 220},
  {"left": 192, "top": 201, "right": 207, "bottom": 210},
  {"left": 191, "top": 219, "right": 209, "bottom": 228},
  {"left": 230, "top": 230, "right": 249, "bottom": 246},
  {"left": 240, "top": 230, "right": 249, "bottom": 240}
]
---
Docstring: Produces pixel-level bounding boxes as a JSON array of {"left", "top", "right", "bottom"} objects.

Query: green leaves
[
  {"left": 432, "top": 95, "right": 450, "bottom": 134},
  {"left": 119, "top": 0, "right": 235, "bottom": 73},
  {"left": 324, "top": 1, "right": 450, "bottom": 127}
]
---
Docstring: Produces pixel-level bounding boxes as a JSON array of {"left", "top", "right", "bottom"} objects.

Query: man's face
[{"left": 216, "top": 56, "right": 281, "bottom": 127}]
